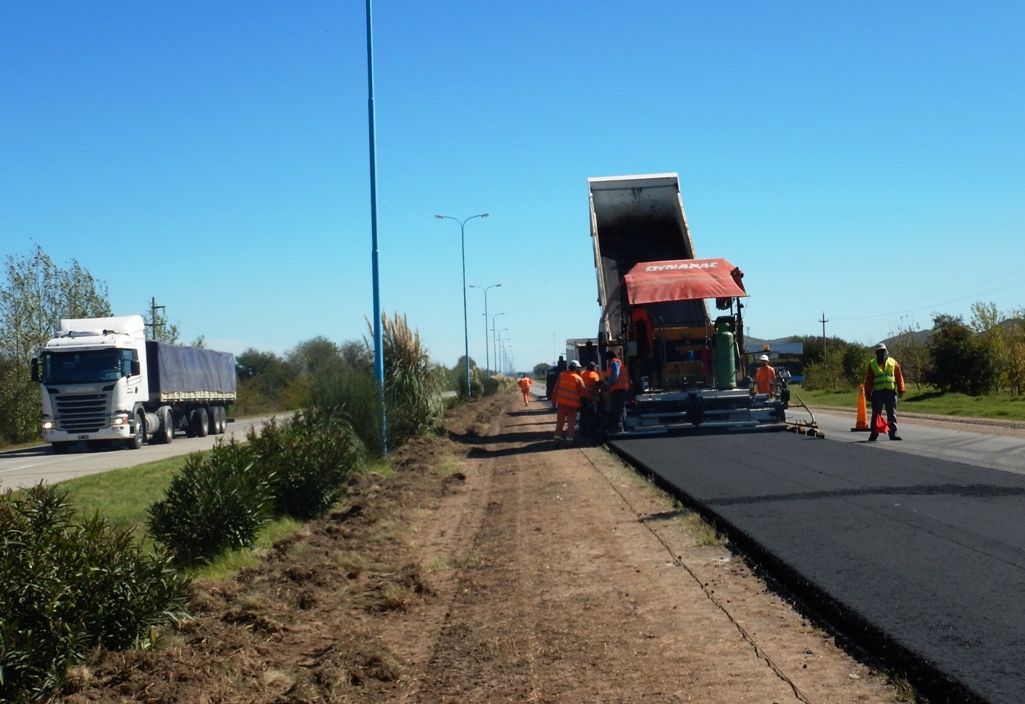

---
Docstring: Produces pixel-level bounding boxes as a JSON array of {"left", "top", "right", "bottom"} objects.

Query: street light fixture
[
  {"left": 469, "top": 283, "right": 501, "bottom": 378},
  {"left": 436, "top": 213, "right": 489, "bottom": 397}
]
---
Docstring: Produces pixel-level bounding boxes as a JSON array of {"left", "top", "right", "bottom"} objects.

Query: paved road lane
[
  {"left": 0, "top": 414, "right": 287, "bottom": 490},
  {"left": 611, "top": 428, "right": 1025, "bottom": 704}
]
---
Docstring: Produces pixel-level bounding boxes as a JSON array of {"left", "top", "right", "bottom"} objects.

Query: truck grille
[{"left": 54, "top": 393, "right": 109, "bottom": 433}]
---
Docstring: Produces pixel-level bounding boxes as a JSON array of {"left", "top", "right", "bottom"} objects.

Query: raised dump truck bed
[{"left": 586, "top": 173, "right": 787, "bottom": 434}]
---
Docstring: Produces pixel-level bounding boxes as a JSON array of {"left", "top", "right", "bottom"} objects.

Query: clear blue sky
[{"left": 3, "top": 2, "right": 1023, "bottom": 370}]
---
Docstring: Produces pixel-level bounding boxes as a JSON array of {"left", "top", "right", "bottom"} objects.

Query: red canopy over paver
[{"left": 623, "top": 258, "right": 747, "bottom": 304}]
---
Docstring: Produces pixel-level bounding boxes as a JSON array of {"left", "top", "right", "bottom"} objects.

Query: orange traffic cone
[{"left": 851, "top": 384, "right": 870, "bottom": 432}]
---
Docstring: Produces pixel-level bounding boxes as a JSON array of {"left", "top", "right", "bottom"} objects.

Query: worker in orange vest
[
  {"left": 604, "top": 349, "right": 629, "bottom": 433},
  {"left": 553, "top": 360, "right": 586, "bottom": 448},
  {"left": 754, "top": 354, "right": 776, "bottom": 395},
  {"left": 578, "top": 361, "right": 602, "bottom": 438},
  {"left": 517, "top": 375, "right": 533, "bottom": 406}
]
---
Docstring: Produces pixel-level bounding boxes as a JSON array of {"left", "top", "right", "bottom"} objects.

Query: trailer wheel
[
  {"left": 217, "top": 405, "right": 227, "bottom": 434},
  {"left": 127, "top": 413, "right": 144, "bottom": 450},
  {"left": 159, "top": 407, "right": 175, "bottom": 444},
  {"left": 207, "top": 405, "right": 220, "bottom": 436},
  {"left": 52, "top": 442, "right": 71, "bottom": 455},
  {"left": 191, "top": 408, "right": 209, "bottom": 438}
]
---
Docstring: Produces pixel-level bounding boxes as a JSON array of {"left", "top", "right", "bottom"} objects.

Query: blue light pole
[
  {"left": 469, "top": 283, "right": 500, "bottom": 378},
  {"left": 366, "top": 0, "right": 386, "bottom": 454},
  {"left": 436, "top": 213, "right": 488, "bottom": 397}
]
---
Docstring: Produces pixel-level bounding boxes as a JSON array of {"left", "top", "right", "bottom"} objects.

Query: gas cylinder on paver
[{"left": 713, "top": 318, "right": 737, "bottom": 389}]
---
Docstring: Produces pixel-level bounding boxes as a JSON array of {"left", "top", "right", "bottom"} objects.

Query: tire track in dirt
[{"left": 399, "top": 395, "right": 899, "bottom": 703}]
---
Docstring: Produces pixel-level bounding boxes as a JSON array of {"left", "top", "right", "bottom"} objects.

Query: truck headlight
[
  {"left": 42, "top": 420, "right": 54, "bottom": 431},
  {"left": 112, "top": 415, "right": 129, "bottom": 426}
]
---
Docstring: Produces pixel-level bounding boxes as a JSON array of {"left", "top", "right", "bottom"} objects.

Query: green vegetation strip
[
  {"left": 795, "top": 385, "right": 1025, "bottom": 422},
  {"left": 58, "top": 453, "right": 305, "bottom": 581}
]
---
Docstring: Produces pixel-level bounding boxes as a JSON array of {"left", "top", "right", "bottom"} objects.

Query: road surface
[
  {"left": 610, "top": 410, "right": 1025, "bottom": 704},
  {"left": 0, "top": 414, "right": 287, "bottom": 490}
]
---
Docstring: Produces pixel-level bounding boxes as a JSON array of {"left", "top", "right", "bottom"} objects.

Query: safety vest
[
  {"left": 607, "top": 357, "right": 629, "bottom": 392},
  {"left": 580, "top": 370, "right": 601, "bottom": 399},
  {"left": 755, "top": 364, "right": 775, "bottom": 394},
  {"left": 870, "top": 358, "right": 897, "bottom": 391},
  {"left": 554, "top": 371, "right": 583, "bottom": 408},
  {"left": 518, "top": 377, "right": 532, "bottom": 392}
]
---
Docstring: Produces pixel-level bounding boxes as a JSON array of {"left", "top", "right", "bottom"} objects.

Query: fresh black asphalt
[{"left": 611, "top": 430, "right": 1025, "bottom": 704}]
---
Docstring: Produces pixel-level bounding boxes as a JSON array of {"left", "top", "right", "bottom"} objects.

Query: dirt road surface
[{"left": 66, "top": 392, "right": 901, "bottom": 703}]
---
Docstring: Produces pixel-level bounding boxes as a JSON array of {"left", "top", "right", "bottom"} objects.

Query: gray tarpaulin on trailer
[{"left": 145, "top": 341, "right": 236, "bottom": 395}]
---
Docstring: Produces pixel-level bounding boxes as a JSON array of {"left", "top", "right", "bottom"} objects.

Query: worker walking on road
[
  {"left": 578, "top": 362, "right": 602, "bottom": 438},
  {"left": 754, "top": 354, "right": 776, "bottom": 396},
  {"left": 865, "top": 343, "right": 906, "bottom": 441},
  {"left": 517, "top": 375, "right": 533, "bottom": 406},
  {"left": 605, "top": 349, "right": 629, "bottom": 434},
  {"left": 553, "top": 360, "right": 586, "bottom": 448}
]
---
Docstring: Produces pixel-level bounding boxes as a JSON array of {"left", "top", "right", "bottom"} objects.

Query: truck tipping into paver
[
  {"left": 32, "top": 315, "right": 235, "bottom": 453},
  {"left": 588, "top": 173, "right": 789, "bottom": 433}
]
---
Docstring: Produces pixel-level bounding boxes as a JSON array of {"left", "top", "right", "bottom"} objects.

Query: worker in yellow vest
[
  {"left": 517, "top": 375, "right": 533, "bottom": 406},
  {"left": 553, "top": 360, "right": 586, "bottom": 448},
  {"left": 864, "top": 343, "right": 906, "bottom": 441},
  {"left": 604, "top": 349, "right": 629, "bottom": 433}
]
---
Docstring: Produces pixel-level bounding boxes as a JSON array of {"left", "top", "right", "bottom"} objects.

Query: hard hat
[
  {"left": 568, "top": 360, "right": 581, "bottom": 369},
  {"left": 758, "top": 354, "right": 769, "bottom": 362},
  {"left": 875, "top": 343, "right": 888, "bottom": 351}
]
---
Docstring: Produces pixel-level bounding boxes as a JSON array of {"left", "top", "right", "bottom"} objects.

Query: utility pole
[
  {"left": 819, "top": 312, "right": 828, "bottom": 363},
  {"left": 147, "top": 297, "right": 166, "bottom": 340}
]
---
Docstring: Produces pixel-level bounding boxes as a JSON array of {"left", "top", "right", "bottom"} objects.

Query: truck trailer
[
  {"left": 588, "top": 173, "right": 788, "bottom": 433},
  {"left": 31, "top": 315, "right": 236, "bottom": 453}
]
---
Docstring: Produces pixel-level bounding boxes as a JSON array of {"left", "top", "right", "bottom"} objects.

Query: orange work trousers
[
  {"left": 521, "top": 389, "right": 530, "bottom": 406},
  {"left": 555, "top": 404, "right": 578, "bottom": 440}
]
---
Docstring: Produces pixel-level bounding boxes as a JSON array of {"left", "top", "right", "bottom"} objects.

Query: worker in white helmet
[{"left": 754, "top": 354, "right": 776, "bottom": 396}]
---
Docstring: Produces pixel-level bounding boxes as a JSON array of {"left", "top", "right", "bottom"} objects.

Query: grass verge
[
  {"left": 58, "top": 453, "right": 309, "bottom": 581},
  {"left": 793, "top": 385, "right": 1025, "bottom": 422}
]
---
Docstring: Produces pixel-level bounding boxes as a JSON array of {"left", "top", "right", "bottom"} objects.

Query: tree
[
  {"left": 0, "top": 246, "right": 112, "bottom": 445},
  {"left": 924, "top": 313, "right": 997, "bottom": 396},
  {"left": 887, "top": 318, "right": 929, "bottom": 390},
  {"left": 1006, "top": 310, "right": 1025, "bottom": 396},
  {"left": 0, "top": 245, "right": 112, "bottom": 364},
  {"left": 533, "top": 362, "right": 551, "bottom": 379}
]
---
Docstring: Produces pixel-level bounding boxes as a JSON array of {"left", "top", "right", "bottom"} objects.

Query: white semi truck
[{"left": 31, "top": 315, "right": 236, "bottom": 453}]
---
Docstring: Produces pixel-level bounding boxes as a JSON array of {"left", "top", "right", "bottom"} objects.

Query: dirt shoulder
[{"left": 64, "top": 392, "right": 901, "bottom": 703}]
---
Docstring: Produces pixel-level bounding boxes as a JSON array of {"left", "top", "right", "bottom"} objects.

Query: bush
[
  {"left": 925, "top": 313, "right": 998, "bottom": 396},
  {"left": 248, "top": 409, "right": 365, "bottom": 521},
  {"left": 1, "top": 484, "right": 190, "bottom": 703},
  {"left": 148, "top": 441, "right": 274, "bottom": 567}
]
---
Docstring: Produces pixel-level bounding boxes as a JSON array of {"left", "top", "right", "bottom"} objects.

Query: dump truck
[
  {"left": 588, "top": 173, "right": 788, "bottom": 433},
  {"left": 31, "top": 315, "right": 236, "bottom": 453}
]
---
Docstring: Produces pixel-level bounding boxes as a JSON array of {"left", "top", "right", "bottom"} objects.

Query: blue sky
[{"left": 2, "top": 2, "right": 1023, "bottom": 370}]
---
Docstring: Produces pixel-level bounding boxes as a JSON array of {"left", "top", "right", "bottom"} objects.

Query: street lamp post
[
  {"left": 469, "top": 283, "right": 501, "bottom": 378},
  {"left": 487, "top": 312, "right": 505, "bottom": 378},
  {"left": 436, "top": 213, "right": 489, "bottom": 397},
  {"left": 496, "top": 328, "right": 508, "bottom": 375}
]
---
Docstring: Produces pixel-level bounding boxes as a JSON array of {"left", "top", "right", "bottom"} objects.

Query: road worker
[
  {"left": 578, "top": 361, "right": 602, "bottom": 438},
  {"left": 604, "top": 349, "right": 629, "bottom": 433},
  {"left": 553, "top": 360, "right": 586, "bottom": 448},
  {"left": 754, "top": 354, "right": 776, "bottom": 396},
  {"left": 517, "top": 375, "right": 533, "bottom": 406},
  {"left": 865, "top": 343, "right": 905, "bottom": 441}
]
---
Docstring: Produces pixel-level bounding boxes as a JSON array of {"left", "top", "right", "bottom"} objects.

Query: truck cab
[{"left": 34, "top": 315, "right": 150, "bottom": 452}]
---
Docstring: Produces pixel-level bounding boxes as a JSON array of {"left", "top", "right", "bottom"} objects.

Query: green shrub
[
  {"left": 248, "top": 409, "right": 365, "bottom": 521},
  {"left": 1, "top": 484, "right": 190, "bottom": 703},
  {"left": 148, "top": 441, "right": 274, "bottom": 567}
]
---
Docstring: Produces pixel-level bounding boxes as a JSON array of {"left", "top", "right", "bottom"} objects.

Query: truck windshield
[{"left": 41, "top": 349, "right": 126, "bottom": 384}]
